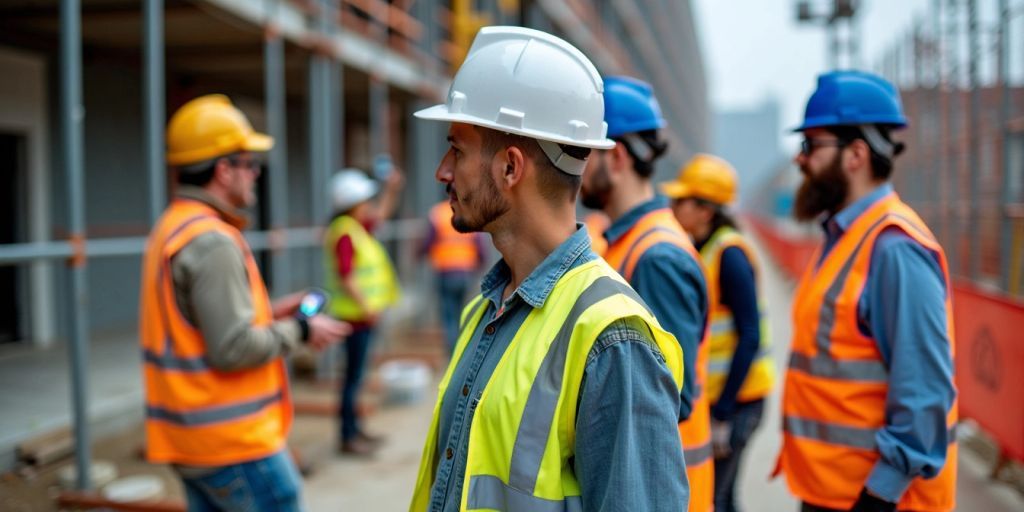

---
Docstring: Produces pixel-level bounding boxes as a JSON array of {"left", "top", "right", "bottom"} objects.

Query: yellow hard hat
[
  {"left": 166, "top": 94, "right": 273, "bottom": 166},
  {"left": 660, "top": 153, "right": 738, "bottom": 206}
]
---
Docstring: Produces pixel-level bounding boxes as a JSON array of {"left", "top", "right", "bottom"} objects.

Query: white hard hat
[
  {"left": 415, "top": 26, "right": 615, "bottom": 176},
  {"left": 331, "top": 169, "right": 379, "bottom": 212}
]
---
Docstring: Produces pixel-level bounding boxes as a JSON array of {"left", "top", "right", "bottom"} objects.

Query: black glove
[{"left": 849, "top": 488, "right": 896, "bottom": 512}]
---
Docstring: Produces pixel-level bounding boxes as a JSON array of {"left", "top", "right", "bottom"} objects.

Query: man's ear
[
  {"left": 844, "top": 139, "right": 870, "bottom": 174},
  {"left": 609, "top": 142, "right": 630, "bottom": 171},
  {"left": 498, "top": 145, "right": 526, "bottom": 189}
]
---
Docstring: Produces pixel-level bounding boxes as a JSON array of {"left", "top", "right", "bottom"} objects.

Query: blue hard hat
[
  {"left": 603, "top": 76, "right": 666, "bottom": 137},
  {"left": 793, "top": 70, "right": 907, "bottom": 131}
]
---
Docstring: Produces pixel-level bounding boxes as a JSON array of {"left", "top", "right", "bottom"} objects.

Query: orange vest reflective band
[
  {"left": 139, "top": 199, "right": 292, "bottom": 466},
  {"left": 428, "top": 202, "right": 479, "bottom": 272},
  {"left": 779, "top": 192, "right": 957, "bottom": 511},
  {"left": 603, "top": 207, "right": 713, "bottom": 512}
]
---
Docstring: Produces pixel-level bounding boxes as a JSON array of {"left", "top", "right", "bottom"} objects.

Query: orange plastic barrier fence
[{"left": 748, "top": 215, "right": 1024, "bottom": 463}]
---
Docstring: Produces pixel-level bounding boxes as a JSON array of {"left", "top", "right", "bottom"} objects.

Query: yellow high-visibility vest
[
  {"left": 409, "top": 259, "right": 683, "bottom": 511},
  {"left": 700, "top": 226, "right": 775, "bottom": 403},
  {"left": 323, "top": 215, "right": 400, "bottom": 321}
]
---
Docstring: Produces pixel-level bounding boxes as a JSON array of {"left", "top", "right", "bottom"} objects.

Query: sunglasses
[{"left": 800, "top": 137, "right": 848, "bottom": 156}]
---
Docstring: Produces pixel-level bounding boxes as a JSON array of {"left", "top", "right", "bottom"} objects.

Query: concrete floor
[{"left": 1, "top": 236, "right": 1022, "bottom": 510}]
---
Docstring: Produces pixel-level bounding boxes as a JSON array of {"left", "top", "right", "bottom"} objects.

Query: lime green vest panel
[
  {"left": 409, "top": 259, "right": 683, "bottom": 511},
  {"left": 323, "top": 215, "right": 400, "bottom": 321}
]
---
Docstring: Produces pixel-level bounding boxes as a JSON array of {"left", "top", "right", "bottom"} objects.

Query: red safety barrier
[
  {"left": 951, "top": 283, "right": 1024, "bottom": 462},
  {"left": 749, "top": 215, "right": 1024, "bottom": 463}
]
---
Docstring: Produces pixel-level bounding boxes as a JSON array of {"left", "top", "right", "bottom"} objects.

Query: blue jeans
[
  {"left": 713, "top": 398, "right": 766, "bottom": 512},
  {"left": 180, "top": 450, "right": 303, "bottom": 512},
  {"left": 437, "top": 271, "right": 472, "bottom": 353},
  {"left": 340, "top": 327, "right": 373, "bottom": 441}
]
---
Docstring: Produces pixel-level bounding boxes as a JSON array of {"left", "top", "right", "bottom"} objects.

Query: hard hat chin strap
[
  {"left": 536, "top": 139, "right": 588, "bottom": 176},
  {"left": 859, "top": 125, "right": 895, "bottom": 159}
]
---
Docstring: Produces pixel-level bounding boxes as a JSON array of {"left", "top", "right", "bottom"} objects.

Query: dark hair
[
  {"left": 825, "top": 125, "right": 904, "bottom": 181},
  {"left": 175, "top": 158, "right": 219, "bottom": 187},
  {"left": 477, "top": 127, "right": 588, "bottom": 203},
  {"left": 614, "top": 129, "right": 668, "bottom": 178},
  {"left": 694, "top": 198, "right": 739, "bottom": 234}
]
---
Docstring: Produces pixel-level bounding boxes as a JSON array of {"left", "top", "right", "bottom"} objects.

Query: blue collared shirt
[
  {"left": 604, "top": 196, "right": 708, "bottom": 421},
  {"left": 428, "top": 225, "right": 689, "bottom": 511},
  {"left": 818, "top": 183, "right": 956, "bottom": 503}
]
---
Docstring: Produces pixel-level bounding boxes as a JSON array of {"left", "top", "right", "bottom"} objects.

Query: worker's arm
[
  {"left": 373, "top": 169, "right": 405, "bottom": 223},
  {"left": 710, "top": 246, "right": 761, "bottom": 421},
  {"left": 862, "top": 229, "right": 956, "bottom": 503},
  {"left": 575, "top": 317, "right": 689, "bottom": 511},
  {"left": 172, "top": 232, "right": 301, "bottom": 371},
  {"left": 630, "top": 244, "right": 708, "bottom": 421}
]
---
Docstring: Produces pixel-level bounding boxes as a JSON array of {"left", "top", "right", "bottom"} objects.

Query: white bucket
[{"left": 378, "top": 360, "right": 432, "bottom": 405}]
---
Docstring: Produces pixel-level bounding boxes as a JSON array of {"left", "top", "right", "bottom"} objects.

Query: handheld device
[
  {"left": 372, "top": 153, "right": 393, "bottom": 181},
  {"left": 296, "top": 288, "right": 329, "bottom": 319}
]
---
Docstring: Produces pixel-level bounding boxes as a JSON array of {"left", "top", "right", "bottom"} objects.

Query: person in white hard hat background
[
  {"left": 323, "top": 167, "right": 404, "bottom": 456},
  {"left": 408, "top": 26, "right": 689, "bottom": 511}
]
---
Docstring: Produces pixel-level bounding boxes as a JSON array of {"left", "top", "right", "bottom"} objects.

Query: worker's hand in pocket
[
  {"left": 307, "top": 315, "right": 351, "bottom": 351},
  {"left": 711, "top": 419, "right": 732, "bottom": 458}
]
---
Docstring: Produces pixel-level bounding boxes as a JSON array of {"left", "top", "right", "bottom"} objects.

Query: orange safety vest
[
  {"left": 139, "top": 199, "right": 292, "bottom": 466},
  {"left": 604, "top": 207, "right": 713, "bottom": 512},
  {"left": 428, "top": 202, "right": 480, "bottom": 272},
  {"left": 583, "top": 211, "right": 611, "bottom": 257},
  {"left": 778, "top": 192, "right": 957, "bottom": 511}
]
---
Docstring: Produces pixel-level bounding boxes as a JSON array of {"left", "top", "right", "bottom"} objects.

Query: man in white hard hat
[
  {"left": 323, "top": 167, "right": 404, "bottom": 456},
  {"left": 408, "top": 27, "right": 689, "bottom": 511}
]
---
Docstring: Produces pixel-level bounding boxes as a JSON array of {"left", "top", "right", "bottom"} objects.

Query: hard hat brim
[
  {"left": 414, "top": 104, "right": 616, "bottom": 150},
  {"left": 659, "top": 181, "right": 692, "bottom": 199},
  {"left": 333, "top": 182, "right": 379, "bottom": 213},
  {"left": 242, "top": 132, "right": 274, "bottom": 153}
]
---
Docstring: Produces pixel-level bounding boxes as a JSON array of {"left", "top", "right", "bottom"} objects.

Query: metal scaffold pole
[
  {"left": 967, "top": 0, "right": 981, "bottom": 279},
  {"left": 60, "top": 0, "right": 92, "bottom": 490},
  {"left": 998, "top": 0, "right": 1014, "bottom": 292},
  {"left": 144, "top": 0, "right": 165, "bottom": 225},
  {"left": 264, "top": 0, "right": 292, "bottom": 295}
]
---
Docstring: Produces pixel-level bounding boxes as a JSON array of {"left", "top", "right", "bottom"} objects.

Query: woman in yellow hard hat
[{"left": 662, "top": 154, "right": 776, "bottom": 512}]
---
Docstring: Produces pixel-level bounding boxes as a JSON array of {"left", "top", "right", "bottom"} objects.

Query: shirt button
[
  {"left": 446, "top": 447, "right": 454, "bottom": 460},
  {"left": 485, "top": 325, "right": 495, "bottom": 335},
  {"left": 462, "top": 385, "right": 469, "bottom": 396}
]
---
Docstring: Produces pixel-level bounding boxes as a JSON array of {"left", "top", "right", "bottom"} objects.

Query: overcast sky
[{"left": 692, "top": 0, "right": 932, "bottom": 152}]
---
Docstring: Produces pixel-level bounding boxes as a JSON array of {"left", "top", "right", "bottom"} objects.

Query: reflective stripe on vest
[
  {"left": 409, "top": 259, "right": 683, "bottom": 511},
  {"left": 429, "top": 202, "right": 480, "bottom": 272},
  {"left": 323, "top": 215, "right": 400, "bottom": 321},
  {"left": 139, "top": 199, "right": 291, "bottom": 466},
  {"left": 779, "top": 192, "right": 957, "bottom": 511},
  {"left": 602, "top": 207, "right": 715, "bottom": 510},
  {"left": 699, "top": 226, "right": 775, "bottom": 404}
]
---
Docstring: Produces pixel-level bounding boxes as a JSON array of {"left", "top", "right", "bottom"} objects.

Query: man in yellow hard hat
[
  {"left": 139, "top": 94, "right": 350, "bottom": 511},
  {"left": 663, "top": 154, "right": 775, "bottom": 512},
  {"left": 409, "top": 27, "right": 688, "bottom": 511}
]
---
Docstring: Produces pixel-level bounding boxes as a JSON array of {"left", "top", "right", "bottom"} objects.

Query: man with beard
[
  {"left": 408, "top": 27, "right": 689, "bottom": 511},
  {"left": 580, "top": 76, "right": 711, "bottom": 511},
  {"left": 776, "top": 70, "right": 958, "bottom": 512}
]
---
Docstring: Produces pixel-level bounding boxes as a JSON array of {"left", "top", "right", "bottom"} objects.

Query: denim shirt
[
  {"left": 604, "top": 196, "right": 708, "bottom": 421},
  {"left": 818, "top": 183, "right": 956, "bottom": 502},
  {"left": 429, "top": 225, "right": 689, "bottom": 511}
]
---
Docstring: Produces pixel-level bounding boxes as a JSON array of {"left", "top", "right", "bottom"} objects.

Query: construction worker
[
  {"left": 409, "top": 27, "right": 689, "bottom": 511},
  {"left": 582, "top": 210, "right": 610, "bottom": 256},
  {"left": 422, "top": 200, "right": 487, "bottom": 353},
  {"left": 778, "top": 70, "right": 958, "bottom": 512},
  {"left": 662, "top": 154, "right": 776, "bottom": 512},
  {"left": 580, "top": 76, "right": 712, "bottom": 511},
  {"left": 324, "top": 167, "right": 403, "bottom": 456},
  {"left": 139, "top": 94, "right": 350, "bottom": 511}
]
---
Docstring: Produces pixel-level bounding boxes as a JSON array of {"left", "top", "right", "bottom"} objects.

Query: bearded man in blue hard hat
[
  {"left": 776, "top": 70, "right": 958, "bottom": 512},
  {"left": 408, "top": 27, "right": 689, "bottom": 511},
  {"left": 579, "top": 76, "right": 712, "bottom": 511}
]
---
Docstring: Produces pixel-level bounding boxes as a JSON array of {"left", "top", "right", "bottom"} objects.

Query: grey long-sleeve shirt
[{"left": 170, "top": 187, "right": 301, "bottom": 372}]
